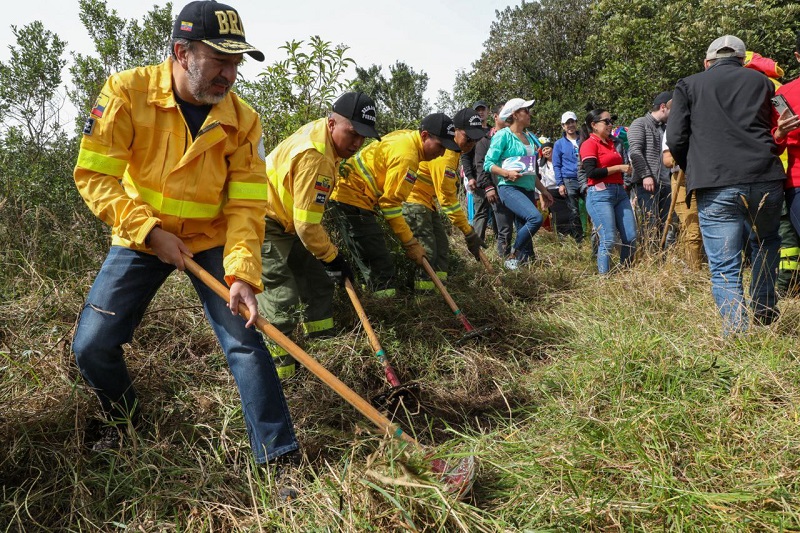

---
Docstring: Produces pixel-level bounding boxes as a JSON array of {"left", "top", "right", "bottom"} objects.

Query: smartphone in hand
[{"left": 772, "top": 94, "right": 796, "bottom": 116}]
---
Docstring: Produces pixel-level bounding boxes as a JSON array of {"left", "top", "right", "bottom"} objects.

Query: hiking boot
[
  {"left": 269, "top": 450, "right": 302, "bottom": 502},
  {"left": 84, "top": 418, "right": 132, "bottom": 452},
  {"left": 754, "top": 307, "right": 780, "bottom": 327}
]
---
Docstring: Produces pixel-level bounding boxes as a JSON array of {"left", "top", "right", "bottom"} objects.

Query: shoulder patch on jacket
[
  {"left": 444, "top": 168, "right": 456, "bottom": 179},
  {"left": 91, "top": 93, "right": 110, "bottom": 119},
  {"left": 315, "top": 192, "right": 328, "bottom": 205},
  {"left": 315, "top": 175, "right": 332, "bottom": 193},
  {"left": 404, "top": 170, "right": 418, "bottom": 185},
  {"left": 82, "top": 117, "right": 96, "bottom": 136}
]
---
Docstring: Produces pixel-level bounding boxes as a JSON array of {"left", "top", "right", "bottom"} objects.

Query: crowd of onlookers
[{"left": 461, "top": 32, "right": 800, "bottom": 335}]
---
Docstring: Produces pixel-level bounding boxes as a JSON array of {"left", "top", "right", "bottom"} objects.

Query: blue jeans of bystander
[
  {"left": 695, "top": 181, "right": 783, "bottom": 334},
  {"left": 585, "top": 183, "right": 637, "bottom": 274},
  {"left": 497, "top": 184, "right": 542, "bottom": 262}
]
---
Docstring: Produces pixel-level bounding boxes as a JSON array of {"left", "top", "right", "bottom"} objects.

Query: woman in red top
[{"left": 579, "top": 109, "right": 636, "bottom": 274}]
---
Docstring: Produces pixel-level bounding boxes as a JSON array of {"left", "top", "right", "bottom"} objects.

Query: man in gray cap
[{"left": 667, "top": 35, "right": 786, "bottom": 334}]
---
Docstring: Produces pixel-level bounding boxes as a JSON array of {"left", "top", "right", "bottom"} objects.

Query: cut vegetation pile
[{"left": 2, "top": 225, "right": 800, "bottom": 531}]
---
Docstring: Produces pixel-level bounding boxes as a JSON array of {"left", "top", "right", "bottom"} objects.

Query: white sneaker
[{"left": 504, "top": 259, "right": 519, "bottom": 270}]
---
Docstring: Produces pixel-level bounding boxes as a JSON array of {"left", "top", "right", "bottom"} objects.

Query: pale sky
[{"left": 1, "top": 0, "right": 522, "bottom": 122}]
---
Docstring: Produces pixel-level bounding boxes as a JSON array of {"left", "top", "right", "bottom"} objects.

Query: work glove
[
  {"left": 321, "top": 254, "right": 354, "bottom": 286},
  {"left": 402, "top": 238, "right": 427, "bottom": 266},
  {"left": 464, "top": 229, "right": 486, "bottom": 262}
]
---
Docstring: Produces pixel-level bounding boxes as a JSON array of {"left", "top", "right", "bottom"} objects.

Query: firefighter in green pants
[
  {"left": 257, "top": 92, "right": 381, "bottom": 379},
  {"left": 777, "top": 202, "right": 800, "bottom": 296},
  {"left": 404, "top": 108, "right": 488, "bottom": 290},
  {"left": 328, "top": 113, "right": 460, "bottom": 297}
]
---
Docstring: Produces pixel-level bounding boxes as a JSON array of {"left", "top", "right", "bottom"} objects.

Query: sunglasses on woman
[{"left": 593, "top": 118, "right": 614, "bottom": 125}]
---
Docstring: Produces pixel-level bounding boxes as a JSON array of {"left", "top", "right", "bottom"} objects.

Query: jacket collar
[
  {"left": 148, "top": 58, "right": 240, "bottom": 129},
  {"left": 412, "top": 130, "right": 425, "bottom": 161},
  {"left": 646, "top": 112, "right": 665, "bottom": 129}
]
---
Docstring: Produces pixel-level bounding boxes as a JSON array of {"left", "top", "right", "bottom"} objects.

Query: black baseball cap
[
  {"left": 420, "top": 113, "right": 459, "bottom": 152},
  {"left": 332, "top": 91, "right": 380, "bottom": 140},
  {"left": 452, "top": 108, "right": 486, "bottom": 141},
  {"left": 653, "top": 91, "right": 673, "bottom": 108},
  {"left": 173, "top": 1, "right": 264, "bottom": 61},
  {"left": 472, "top": 100, "right": 488, "bottom": 110}
]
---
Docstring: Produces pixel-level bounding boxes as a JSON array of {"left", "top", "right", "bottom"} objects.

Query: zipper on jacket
[{"left": 197, "top": 121, "right": 220, "bottom": 137}]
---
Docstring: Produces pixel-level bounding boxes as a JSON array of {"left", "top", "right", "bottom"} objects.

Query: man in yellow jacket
[
  {"left": 71, "top": 1, "right": 298, "bottom": 467},
  {"left": 404, "top": 108, "right": 487, "bottom": 290},
  {"left": 328, "top": 113, "right": 458, "bottom": 297},
  {"left": 257, "top": 91, "right": 380, "bottom": 379}
]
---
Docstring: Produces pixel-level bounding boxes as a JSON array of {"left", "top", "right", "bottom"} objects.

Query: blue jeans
[
  {"left": 585, "top": 183, "right": 637, "bottom": 274},
  {"left": 498, "top": 185, "right": 542, "bottom": 262},
  {"left": 695, "top": 182, "right": 783, "bottom": 334},
  {"left": 72, "top": 246, "right": 298, "bottom": 463}
]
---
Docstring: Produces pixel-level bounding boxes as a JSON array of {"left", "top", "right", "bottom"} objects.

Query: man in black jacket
[
  {"left": 461, "top": 101, "right": 494, "bottom": 241},
  {"left": 475, "top": 104, "right": 515, "bottom": 256},
  {"left": 667, "top": 35, "right": 785, "bottom": 334}
]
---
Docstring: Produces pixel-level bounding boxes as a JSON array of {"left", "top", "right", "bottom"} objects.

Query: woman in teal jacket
[{"left": 484, "top": 98, "right": 554, "bottom": 268}]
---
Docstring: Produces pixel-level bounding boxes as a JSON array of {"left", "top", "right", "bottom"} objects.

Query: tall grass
[{"left": 2, "top": 219, "right": 800, "bottom": 531}]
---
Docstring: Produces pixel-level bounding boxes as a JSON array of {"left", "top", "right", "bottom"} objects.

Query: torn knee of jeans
[{"left": 86, "top": 303, "right": 117, "bottom": 316}]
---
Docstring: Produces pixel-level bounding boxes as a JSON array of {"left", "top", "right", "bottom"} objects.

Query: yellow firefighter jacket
[
  {"left": 330, "top": 129, "right": 424, "bottom": 243},
  {"left": 406, "top": 149, "right": 472, "bottom": 235},
  {"left": 73, "top": 58, "right": 268, "bottom": 291},
  {"left": 264, "top": 117, "right": 340, "bottom": 263}
]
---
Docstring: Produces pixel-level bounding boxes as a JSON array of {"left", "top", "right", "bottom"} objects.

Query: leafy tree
[
  {"left": 433, "top": 89, "right": 458, "bottom": 117},
  {"left": 456, "top": 0, "right": 595, "bottom": 135},
  {"left": 236, "top": 36, "right": 354, "bottom": 151},
  {"left": 68, "top": 0, "right": 173, "bottom": 127},
  {"left": 0, "top": 21, "right": 103, "bottom": 274},
  {"left": 587, "top": 0, "right": 800, "bottom": 123},
  {"left": 352, "top": 62, "right": 431, "bottom": 135},
  {"left": 0, "top": 22, "right": 67, "bottom": 149}
]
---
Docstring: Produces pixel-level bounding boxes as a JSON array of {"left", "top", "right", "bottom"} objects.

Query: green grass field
[{"left": 2, "top": 227, "right": 800, "bottom": 532}]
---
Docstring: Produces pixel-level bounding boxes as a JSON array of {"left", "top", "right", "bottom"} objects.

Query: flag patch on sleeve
[
  {"left": 314, "top": 175, "right": 332, "bottom": 192},
  {"left": 444, "top": 168, "right": 456, "bottom": 179},
  {"left": 91, "top": 93, "right": 110, "bottom": 118},
  {"left": 403, "top": 170, "right": 418, "bottom": 185}
]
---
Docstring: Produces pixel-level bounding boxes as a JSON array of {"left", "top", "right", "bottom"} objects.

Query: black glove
[
  {"left": 321, "top": 254, "right": 354, "bottom": 286},
  {"left": 464, "top": 230, "right": 486, "bottom": 261}
]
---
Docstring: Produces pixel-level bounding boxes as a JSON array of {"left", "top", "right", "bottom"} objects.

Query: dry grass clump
[{"left": 3, "top": 223, "right": 800, "bottom": 530}]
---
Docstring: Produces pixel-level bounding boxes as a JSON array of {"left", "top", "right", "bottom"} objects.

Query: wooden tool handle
[
  {"left": 182, "top": 255, "right": 417, "bottom": 446},
  {"left": 344, "top": 279, "right": 402, "bottom": 388}
]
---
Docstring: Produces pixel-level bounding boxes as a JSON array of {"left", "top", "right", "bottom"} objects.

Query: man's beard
[{"left": 186, "top": 57, "right": 231, "bottom": 105}]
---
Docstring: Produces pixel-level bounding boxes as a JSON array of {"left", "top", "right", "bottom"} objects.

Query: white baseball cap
[
  {"left": 561, "top": 111, "right": 578, "bottom": 124},
  {"left": 499, "top": 98, "right": 534, "bottom": 121}
]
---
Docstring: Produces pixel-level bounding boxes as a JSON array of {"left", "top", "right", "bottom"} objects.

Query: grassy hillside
[{"left": 2, "top": 227, "right": 800, "bottom": 531}]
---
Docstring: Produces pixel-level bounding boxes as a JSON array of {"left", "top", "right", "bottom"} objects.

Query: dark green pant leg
[
  {"left": 777, "top": 203, "right": 800, "bottom": 295},
  {"left": 403, "top": 203, "right": 448, "bottom": 291},
  {"left": 328, "top": 200, "right": 396, "bottom": 297},
  {"left": 257, "top": 218, "right": 302, "bottom": 379},
  {"left": 432, "top": 211, "right": 449, "bottom": 275},
  {"left": 290, "top": 239, "right": 335, "bottom": 337}
]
